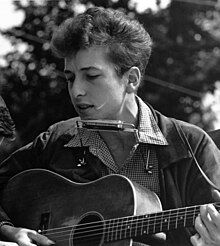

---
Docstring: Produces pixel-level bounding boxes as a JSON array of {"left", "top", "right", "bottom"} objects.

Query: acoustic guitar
[{"left": 0, "top": 169, "right": 217, "bottom": 245}]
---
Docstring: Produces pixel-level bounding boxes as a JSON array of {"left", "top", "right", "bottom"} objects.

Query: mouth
[{"left": 76, "top": 103, "right": 94, "bottom": 113}]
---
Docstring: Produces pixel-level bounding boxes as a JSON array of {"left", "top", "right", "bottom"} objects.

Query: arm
[
  {"left": 0, "top": 128, "right": 56, "bottom": 245},
  {"left": 186, "top": 129, "right": 220, "bottom": 246}
]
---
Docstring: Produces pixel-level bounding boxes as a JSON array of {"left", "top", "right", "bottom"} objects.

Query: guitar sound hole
[{"left": 72, "top": 213, "right": 104, "bottom": 246}]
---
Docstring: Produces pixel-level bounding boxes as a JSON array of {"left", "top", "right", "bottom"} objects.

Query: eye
[{"left": 86, "top": 74, "right": 99, "bottom": 80}]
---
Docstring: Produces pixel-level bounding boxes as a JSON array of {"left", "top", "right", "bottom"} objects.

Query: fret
[
  {"left": 159, "top": 210, "right": 164, "bottom": 232},
  {"left": 177, "top": 207, "right": 187, "bottom": 228},
  {"left": 123, "top": 216, "right": 129, "bottom": 239},
  {"left": 145, "top": 213, "right": 155, "bottom": 234},
  {"left": 193, "top": 206, "right": 199, "bottom": 226},
  {"left": 183, "top": 207, "right": 187, "bottom": 227},
  {"left": 105, "top": 219, "right": 111, "bottom": 242},
  {"left": 110, "top": 218, "right": 116, "bottom": 242},
  {"left": 106, "top": 218, "right": 114, "bottom": 242},
  {"left": 134, "top": 215, "right": 139, "bottom": 237},
  {"left": 153, "top": 212, "right": 157, "bottom": 233},
  {"left": 165, "top": 208, "right": 178, "bottom": 231},
  {"left": 154, "top": 211, "right": 167, "bottom": 233},
  {"left": 183, "top": 206, "right": 198, "bottom": 228},
  {"left": 175, "top": 208, "right": 179, "bottom": 229},
  {"left": 124, "top": 216, "right": 133, "bottom": 239},
  {"left": 134, "top": 214, "right": 146, "bottom": 237},
  {"left": 182, "top": 205, "right": 199, "bottom": 228},
  {"left": 128, "top": 215, "right": 144, "bottom": 239},
  {"left": 118, "top": 217, "right": 124, "bottom": 240},
  {"left": 114, "top": 218, "right": 120, "bottom": 241},
  {"left": 161, "top": 209, "right": 171, "bottom": 231},
  {"left": 140, "top": 214, "right": 145, "bottom": 235},
  {"left": 130, "top": 216, "right": 134, "bottom": 238},
  {"left": 141, "top": 214, "right": 150, "bottom": 235},
  {"left": 146, "top": 214, "right": 150, "bottom": 235}
]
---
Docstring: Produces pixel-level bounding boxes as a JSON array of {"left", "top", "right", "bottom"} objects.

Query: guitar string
[
  {"left": 41, "top": 205, "right": 220, "bottom": 242},
  {"left": 43, "top": 204, "right": 220, "bottom": 238},
  {"left": 42, "top": 202, "right": 220, "bottom": 235},
  {"left": 42, "top": 211, "right": 203, "bottom": 243}
]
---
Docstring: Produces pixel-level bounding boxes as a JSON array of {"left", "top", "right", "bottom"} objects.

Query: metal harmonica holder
[{"left": 76, "top": 120, "right": 139, "bottom": 141}]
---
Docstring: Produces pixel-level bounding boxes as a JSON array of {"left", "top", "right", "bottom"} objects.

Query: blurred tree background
[{"left": 0, "top": 0, "right": 220, "bottom": 146}]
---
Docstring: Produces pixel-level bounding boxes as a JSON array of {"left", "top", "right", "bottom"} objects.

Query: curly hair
[{"left": 51, "top": 7, "right": 152, "bottom": 78}]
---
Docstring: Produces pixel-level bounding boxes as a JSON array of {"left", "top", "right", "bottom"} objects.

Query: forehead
[{"left": 64, "top": 46, "right": 112, "bottom": 71}]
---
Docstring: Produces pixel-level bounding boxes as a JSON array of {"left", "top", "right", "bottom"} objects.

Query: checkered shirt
[{"left": 65, "top": 96, "right": 168, "bottom": 197}]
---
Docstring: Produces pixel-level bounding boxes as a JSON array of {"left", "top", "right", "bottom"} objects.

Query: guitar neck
[{"left": 104, "top": 203, "right": 218, "bottom": 243}]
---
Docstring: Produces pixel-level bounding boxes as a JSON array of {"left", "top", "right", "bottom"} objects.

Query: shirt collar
[
  {"left": 137, "top": 96, "right": 168, "bottom": 145},
  {"left": 65, "top": 96, "right": 168, "bottom": 148}
]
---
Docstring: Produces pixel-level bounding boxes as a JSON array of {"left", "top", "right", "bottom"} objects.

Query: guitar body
[{"left": 0, "top": 169, "right": 165, "bottom": 246}]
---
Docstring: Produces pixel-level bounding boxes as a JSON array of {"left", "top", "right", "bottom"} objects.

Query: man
[{"left": 0, "top": 7, "right": 220, "bottom": 246}]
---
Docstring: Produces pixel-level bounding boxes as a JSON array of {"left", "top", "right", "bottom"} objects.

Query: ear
[{"left": 125, "top": 67, "right": 141, "bottom": 93}]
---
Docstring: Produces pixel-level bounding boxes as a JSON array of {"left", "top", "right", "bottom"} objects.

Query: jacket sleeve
[
  {"left": 0, "top": 126, "right": 55, "bottom": 223},
  {"left": 161, "top": 120, "right": 220, "bottom": 246},
  {"left": 184, "top": 125, "right": 220, "bottom": 205}
]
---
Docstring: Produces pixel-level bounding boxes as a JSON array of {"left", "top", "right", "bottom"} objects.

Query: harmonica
[{"left": 76, "top": 120, "right": 137, "bottom": 133}]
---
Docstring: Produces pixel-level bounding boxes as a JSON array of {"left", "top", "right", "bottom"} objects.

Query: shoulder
[
  {"left": 46, "top": 117, "right": 80, "bottom": 139},
  {"left": 48, "top": 117, "right": 80, "bottom": 132},
  {"left": 174, "top": 118, "right": 207, "bottom": 139},
  {"left": 34, "top": 117, "right": 81, "bottom": 145},
  {"left": 155, "top": 109, "right": 208, "bottom": 143}
]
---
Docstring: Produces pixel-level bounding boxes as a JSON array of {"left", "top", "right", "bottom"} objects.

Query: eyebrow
[{"left": 64, "top": 67, "right": 100, "bottom": 75}]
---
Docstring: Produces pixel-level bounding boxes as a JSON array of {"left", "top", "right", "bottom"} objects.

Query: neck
[
  {"left": 117, "top": 94, "right": 139, "bottom": 128},
  {"left": 100, "top": 131, "right": 137, "bottom": 169},
  {"left": 100, "top": 95, "right": 139, "bottom": 142}
]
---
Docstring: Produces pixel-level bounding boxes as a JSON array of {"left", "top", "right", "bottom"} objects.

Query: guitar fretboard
[{"left": 103, "top": 203, "right": 219, "bottom": 242}]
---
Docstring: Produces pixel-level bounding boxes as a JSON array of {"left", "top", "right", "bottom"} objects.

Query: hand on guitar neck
[{"left": 190, "top": 190, "right": 220, "bottom": 246}]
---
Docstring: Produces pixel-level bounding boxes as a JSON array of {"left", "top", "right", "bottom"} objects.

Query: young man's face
[{"left": 64, "top": 46, "right": 129, "bottom": 120}]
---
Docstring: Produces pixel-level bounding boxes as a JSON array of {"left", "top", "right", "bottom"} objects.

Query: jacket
[{"left": 0, "top": 105, "right": 220, "bottom": 245}]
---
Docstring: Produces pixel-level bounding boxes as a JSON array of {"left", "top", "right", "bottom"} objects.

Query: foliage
[{"left": 0, "top": 0, "right": 220, "bottom": 145}]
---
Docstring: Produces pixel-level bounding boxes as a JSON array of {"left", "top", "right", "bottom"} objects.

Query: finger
[
  {"left": 190, "top": 233, "right": 203, "bottom": 246},
  {"left": 27, "top": 231, "right": 54, "bottom": 245},
  {"left": 196, "top": 205, "right": 220, "bottom": 245},
  {"left": 194, "top": 213, "right": 210, "bottom": 240},
  {"left": 200, "top": 205, "right": 213, "bottom": 229},
  {"left": 206, "top": 204, "right": 220, "bottom": 228},
  {"left": 200, "top": 204, "right": 220, "bottom": 242}
]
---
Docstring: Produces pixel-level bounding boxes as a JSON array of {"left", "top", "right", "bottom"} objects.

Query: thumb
[{"left": 28, "top": 231, "right": 55, "bottom": 245}]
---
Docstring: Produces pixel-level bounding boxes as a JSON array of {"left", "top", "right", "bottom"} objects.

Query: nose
[{"left": 68, "top": 76, "right": 86, "bottom": 98}]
